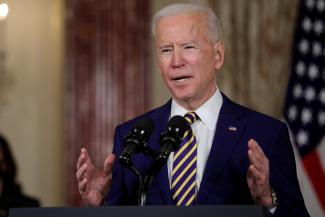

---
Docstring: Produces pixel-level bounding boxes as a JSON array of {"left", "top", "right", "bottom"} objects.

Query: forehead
[{"left": 155, "top": 12, "right": 209, "bottom": 42}]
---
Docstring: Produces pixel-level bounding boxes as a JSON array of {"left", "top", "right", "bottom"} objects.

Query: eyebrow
[
  {"left": 159, "top": 44, "right": 173, "bottom": 50},
  {"left": 181, "top": 40, "right": 196, "bottom": 46},
  {"left": 159, "top": 40, "right": 197, "bottom": 49}
]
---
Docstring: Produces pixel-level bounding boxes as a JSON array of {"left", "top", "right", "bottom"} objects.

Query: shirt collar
[{"left": 170, "top": 88, "right": 223, "bottom": 131}]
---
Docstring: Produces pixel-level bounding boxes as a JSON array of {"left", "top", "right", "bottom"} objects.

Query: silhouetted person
[{"left": 0, "top": 134, "right": 39, "bottom": 217}]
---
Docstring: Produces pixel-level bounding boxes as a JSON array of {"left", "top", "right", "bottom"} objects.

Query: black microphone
[
  {"left": 156, "top": 115, "right": 189, "bottom": 165},
  {"left": 139, "top": 115, "right": 189, "bottom": 206},
  {"left": 119, "top": 116, "right": 154, "bottom": 167}
]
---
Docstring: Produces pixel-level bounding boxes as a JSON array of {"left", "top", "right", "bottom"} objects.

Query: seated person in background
[{"left": 0, "top": 134, "right": 39, "bottom": 217}]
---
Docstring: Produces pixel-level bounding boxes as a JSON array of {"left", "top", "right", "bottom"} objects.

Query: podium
[{"left": 10, "top": 205, "right": 265, "bottom": 217}]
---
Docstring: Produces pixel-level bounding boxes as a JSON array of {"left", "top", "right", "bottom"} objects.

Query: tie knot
[{"left": 184, "top": 112, "right": 199, "bottom": 125}]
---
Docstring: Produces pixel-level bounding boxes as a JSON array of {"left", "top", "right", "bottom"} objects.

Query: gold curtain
[{"left": 211, "top": 0, "right": 300, "bottom": 118}]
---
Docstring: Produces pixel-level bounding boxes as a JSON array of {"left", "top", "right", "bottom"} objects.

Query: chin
[
  {"left": 173, "top": 92, "right": 194, "bottom": 102},
  {"left": 172, "top": 85, "right": 193, "bottom": 94}
]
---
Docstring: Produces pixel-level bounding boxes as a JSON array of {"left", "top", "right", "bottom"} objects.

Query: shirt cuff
[{"left": 268, "top": 206, "right": 277, "bottom": 215}]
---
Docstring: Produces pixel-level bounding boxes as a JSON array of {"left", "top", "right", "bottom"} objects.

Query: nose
[{"left": 171, "top": 48, "right": 184, "bottom": 68}]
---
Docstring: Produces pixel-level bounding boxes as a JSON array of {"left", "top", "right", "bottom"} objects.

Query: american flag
[{"left": 284, "top": 0, "right": 325, "bottom": 215}]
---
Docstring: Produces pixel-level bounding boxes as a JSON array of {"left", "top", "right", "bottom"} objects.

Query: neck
[{"left": 175, "top": 87, "right": 217, "bottom": 111}]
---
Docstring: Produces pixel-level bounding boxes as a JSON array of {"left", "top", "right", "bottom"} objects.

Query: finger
[
  {"left": 76, "top": 164, "right": 88, "bottom": 181},
  {"left": 248, "top": 140, "right": 270, "bottom": 174},
  {"left": 79, "top": 178, "right": 88, "bottom": 194},
  {"left": 248, "top": 139, "right": 267, "bottom": 167},
  {"left": 250, "top": 164, "right": 262, "bottom": 179},
  {"left": 248, "top": 151, "right": 270, "bottom": 189},
  {"left": 248, "top": 149, "right": 265, "bottom": 172},
  {"left": 247, "top": 164, "right": 259, "bottom": 187},
  {"left": 248, "top": 164, "right": 264, "bottom": 183},
  {"left": 77, "top": 148, "right": 87, "bottom": 169},
  {"left": 77, "top": 148, "right": 93, "bottom": 170},
  {"left": 76, "top": 155, "right": 86, "bottom": 171},
  {"left": 248, "top": 139, "right": 266, "bottom": 159},
  {"left": 247, "top": 164, "right": 254, "bottom": 180},
  {"left": 103, "top": 153, "right": 116, "bottom": 174}
]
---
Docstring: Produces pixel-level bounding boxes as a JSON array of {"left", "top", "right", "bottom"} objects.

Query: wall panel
[{"left": 65, "top": 0, "right": 151, "bottom": 205}]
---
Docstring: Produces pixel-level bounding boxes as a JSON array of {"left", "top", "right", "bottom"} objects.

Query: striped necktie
[{"left": 171, "top": 112, "right": 199, "bottom": 206}]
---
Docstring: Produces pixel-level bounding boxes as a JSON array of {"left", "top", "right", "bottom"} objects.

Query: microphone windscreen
[
  {"left": 133, "top": 115, "right": 154, "bottom": 136},
  {"left": 167, "top": 115, "right": 188, "bottom": 137}
]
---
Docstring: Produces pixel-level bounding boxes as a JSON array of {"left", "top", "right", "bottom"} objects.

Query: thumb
[
  {"left": 247, "top": 165, "right": 255, "bottom": 180},
  {"left": 103, "top": 153, "right": 116, "bottom": 174}
]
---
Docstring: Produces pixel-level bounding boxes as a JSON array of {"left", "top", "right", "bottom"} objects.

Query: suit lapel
[
  {"left": 196, "top": 93, "right": 245, "bottom": 204},
  {"left": 148, "top": 100, "right": 174, "bottom": 204}
]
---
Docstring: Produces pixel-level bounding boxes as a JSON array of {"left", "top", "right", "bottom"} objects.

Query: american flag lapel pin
[{"left": 228, "top": 126, "right": 237, "bottom": 131}]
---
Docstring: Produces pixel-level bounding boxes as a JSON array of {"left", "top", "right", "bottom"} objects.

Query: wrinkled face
[{"left": 155, "top": 12, "right": 224, "bottom": 109}]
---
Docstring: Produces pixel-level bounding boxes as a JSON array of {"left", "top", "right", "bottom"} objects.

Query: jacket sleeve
[
  {"left": 104, "top": 125, "right": 129, "bottom": 205},
  {"left": 270, "top": 122, "right": 310, "bottom": 217}
]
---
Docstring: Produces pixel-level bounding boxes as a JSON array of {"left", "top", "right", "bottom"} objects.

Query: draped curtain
[
  {"left": 211, "top": 0, "right": 299, "bottom": 118},
  {"left": 65, "top": 0, "right": 151, "bottom": 205}
]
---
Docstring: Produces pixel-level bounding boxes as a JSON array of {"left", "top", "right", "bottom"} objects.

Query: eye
[
  {"left": 160, "top": 47, "right": 173, "bottom": 54},
  {"left": 184, "top": 45, "right": 196, "bottom": 50}
]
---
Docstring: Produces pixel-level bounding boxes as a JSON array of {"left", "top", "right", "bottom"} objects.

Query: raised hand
[
  {"left": 76, "top": 148, "right": 116, "bottom": 206},
  {"left": 247, "top": 139, "right": 272, "bottom": 206}
]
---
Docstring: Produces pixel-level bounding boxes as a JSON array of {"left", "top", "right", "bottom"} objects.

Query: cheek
[
  {"left": 191, "top": 55, "right": 216, "bottom": 83},
  {"left": 158, "top": 55, "right": 170, "bottom": 69},
  {"left": 183, "top": 52, "right": 198, "bottom": 63},
  {"left": 185, "top": 49, "right": 212, "bottom": 67},
  {"left": 160, "top": 70, "right": 169, "bottom": 84},
  {"left": 200, "top": 55, "right": 216, "bottom": 70},
  {"left": 158, "top": 58, "right": 172, "bottom": 78}
]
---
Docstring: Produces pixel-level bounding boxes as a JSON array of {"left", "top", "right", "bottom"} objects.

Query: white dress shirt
[
  {"left": 167, "top": 89, "right": 276, "bottom": 214},
  {"left": 167, "top": 88, "right": 223, "bottom": 190}
]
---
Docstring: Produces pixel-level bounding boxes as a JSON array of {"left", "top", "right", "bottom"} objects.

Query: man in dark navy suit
[{"left": 76, "top": 3, "right": 310, "bottom": 216}]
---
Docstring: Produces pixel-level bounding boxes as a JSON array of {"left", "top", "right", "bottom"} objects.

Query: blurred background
[{"left": 0, "top": 0, "right": 323, "bottom": 216}]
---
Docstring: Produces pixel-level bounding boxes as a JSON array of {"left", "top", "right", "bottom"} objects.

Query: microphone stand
[
  {"left": 139, "top": 148, "right": 162, "bottom": 206},
  {"left": 139, "top": 165, "right": 157, "bottom": 205},
  {"left": 120, "top": 146, "right": 158, "bottom": 206},
  {"left": 139, "top": 157, "right": 167, "bottom": 206},
  {"left": 128, "top": 165, "right": 145, "bottom": 206}
]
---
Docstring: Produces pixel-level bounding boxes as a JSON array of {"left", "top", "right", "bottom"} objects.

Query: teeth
[
  {"left": 175, "top": 78, "right": 188, "bottom": 82},
  {"left": 174, "top": 77, "right": 190, "bottom": 83}
]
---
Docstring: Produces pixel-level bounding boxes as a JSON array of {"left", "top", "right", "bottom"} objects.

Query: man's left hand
[{"left": 247, "top": 139, "right": 272, "bottom": 206}]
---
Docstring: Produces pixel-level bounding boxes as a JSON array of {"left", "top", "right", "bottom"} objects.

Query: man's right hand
[{"left": 76, "top": 148, "right": 116, "bottom": 206}]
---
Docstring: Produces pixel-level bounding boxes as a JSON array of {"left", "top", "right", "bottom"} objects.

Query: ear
[{"left": 214, "top": 41, "right": 225, "bottom": 70}]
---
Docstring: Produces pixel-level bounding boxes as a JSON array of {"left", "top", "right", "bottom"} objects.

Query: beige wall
[{"left": 0, "top": 0, "right": 65, "bottom": 206}]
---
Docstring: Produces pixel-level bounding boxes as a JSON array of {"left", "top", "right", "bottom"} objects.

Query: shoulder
[
  {"left": 221, "top": 92, "right": 286, "bottom": 129},
  {"left": 2, "top": 184, "right": 40, "bottom": 207},
  {"left": 220, "top": 93, "right": 291, "bottom": 157},
  {"left": 220, "top": 93, "right": 289, "bottom": 147},
  {"left": 17, "top": 194, "right": 40, "bottom": 207}
]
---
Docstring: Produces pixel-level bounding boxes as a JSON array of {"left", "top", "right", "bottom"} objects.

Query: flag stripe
[
  {"left": 302, "top": 149, "right": 325, "bottom": 210},
  {"left": 284, "top": 0, "right": 325, "bottom": 212}
]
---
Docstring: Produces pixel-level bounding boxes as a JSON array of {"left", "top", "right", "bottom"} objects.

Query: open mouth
[{"left": 172, "top": 75, "right": 193, "bottom": 83}]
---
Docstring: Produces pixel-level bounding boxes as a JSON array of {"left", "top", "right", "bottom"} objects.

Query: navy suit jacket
[{"left": 105, "top": 93, "right": 310, "bottom": 217}]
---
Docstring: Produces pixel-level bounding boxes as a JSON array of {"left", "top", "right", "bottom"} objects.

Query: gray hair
[{"left": 151, "top": 3, "right": 223, "bottom": 42}]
